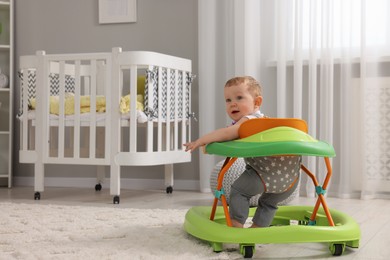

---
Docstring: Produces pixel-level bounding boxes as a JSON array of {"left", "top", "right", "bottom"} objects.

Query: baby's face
[{"left": 224, "top": 83, "right": 258, "bottom": 122}]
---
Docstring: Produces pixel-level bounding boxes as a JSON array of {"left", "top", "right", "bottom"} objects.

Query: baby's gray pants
[{"left": 229, "top": 165, "right": 299, "bottom": 227}]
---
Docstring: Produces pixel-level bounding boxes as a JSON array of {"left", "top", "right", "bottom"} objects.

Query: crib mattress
[{"left": 18, "top": 110, "right": 189, "bottom": 127}]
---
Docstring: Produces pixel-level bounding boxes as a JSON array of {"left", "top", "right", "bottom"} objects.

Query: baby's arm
[{"left": 184, "top": 117, "right": 248, "bottom": 153}]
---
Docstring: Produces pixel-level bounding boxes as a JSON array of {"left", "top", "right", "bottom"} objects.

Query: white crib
[{"left": 18, "top": 47, "right": 194, "bottom": 204}]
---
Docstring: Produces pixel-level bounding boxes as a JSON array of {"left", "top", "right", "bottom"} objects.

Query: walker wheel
[
  {"left": 329, "top": 243, "right": 345, "bottom": 256},
  {"left": 34, "top": 192, "right": 41, "bottom": 200},
  {"left": 211, "top": 242, "right": 223, "bottom": 253},
  {"left": 95, "top": 183, "right": 102, "bottom": 191},
  {"left": 240, "top": 244, "right": 255, "bottom": 258}
]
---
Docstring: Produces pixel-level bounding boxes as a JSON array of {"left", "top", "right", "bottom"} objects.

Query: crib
[{"left": 18, "top": 47, "right": 194, "bottom": 204}]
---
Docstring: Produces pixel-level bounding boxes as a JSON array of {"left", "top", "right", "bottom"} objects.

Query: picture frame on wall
[{"left": 99, "top": 0, "right": 137, "bottom": 24}]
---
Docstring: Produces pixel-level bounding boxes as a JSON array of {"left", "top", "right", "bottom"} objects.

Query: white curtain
[
  {"left": 199, "top": 0, "right": 390, "bottom": 199},
  {"left": 197, "top": 0, "right": 261, "bottom": 192}
]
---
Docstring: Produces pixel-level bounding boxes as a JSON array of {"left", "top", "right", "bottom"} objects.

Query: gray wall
[{"left": 13, "top": 0, "right": 199, "bottom": 187}]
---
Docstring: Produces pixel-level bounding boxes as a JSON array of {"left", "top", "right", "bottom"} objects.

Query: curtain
[
  {"left": 270, "top": 0, "right": 390, "bottom": 199},
  {"left": 198, "top": 0, "right": 262, "bottom": 192},
  {"left": 198, "top": 0, "right": 390, "bottom": 199}
]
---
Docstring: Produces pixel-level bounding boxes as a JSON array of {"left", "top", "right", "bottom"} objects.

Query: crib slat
[
  {"left": 129, "top": 66, "right": 137, "bottom": 153},
  {"left": 165, "top": 69, "right": 171, "bottom": 151},
  {"left": 181, "top": 71, "right": 187, "bottom": 147},
  {"left": 173, "top": 70, "right": 179, "bottom": 151},
  {"left": 89, "top": 59, "right": 97, "bottom": 159},
  {"left": 146, "top": 65, "right": 154, "bottom": 153},
  {"left": 37, "top": 51, "right": 49, "bottom": 164},
  {"left": 21, "top": 70, "right": 29, "bottom": 151},
  {"left": 157, "top": 67, "right": 163, "bottom": 152},
  {"left": 103, "top": 58, "right": 111, "bottom": 161},
  {"left": 58, "top": 61, "right": 66, "bottom": 159},
  {"left": 74, "top": 60, "right": 81, "bottom": 159}
]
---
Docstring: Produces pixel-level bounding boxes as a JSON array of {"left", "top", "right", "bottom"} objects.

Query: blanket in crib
[{"left": 28, "top": 93, "right": 144, "bottom": 115}]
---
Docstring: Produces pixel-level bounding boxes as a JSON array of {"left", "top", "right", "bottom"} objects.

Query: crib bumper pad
[{"left": 205, "top": 126, "right": 336, "bottom": 158}]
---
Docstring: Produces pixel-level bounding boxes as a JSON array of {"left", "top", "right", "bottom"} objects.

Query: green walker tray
[{"left": 205, "top": 126, "right": 336, "bottom": 158}]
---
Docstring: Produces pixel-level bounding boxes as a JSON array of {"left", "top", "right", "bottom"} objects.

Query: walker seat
[{"left": 184, "top": 118, "right": 360, "bottom": 258}]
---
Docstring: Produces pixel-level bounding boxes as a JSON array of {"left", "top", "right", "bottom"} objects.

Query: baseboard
[{"left": 13, "top": 176, "right": 200, "bottom": 191}]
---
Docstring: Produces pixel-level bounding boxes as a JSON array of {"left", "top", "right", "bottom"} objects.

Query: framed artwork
[{"left": 99, "top": 0, "right": 137, "bottom": 24}]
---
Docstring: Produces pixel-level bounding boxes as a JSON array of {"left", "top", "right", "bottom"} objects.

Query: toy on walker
[{"left": 184, "top": 118, "right": 360, "bottom": 258}]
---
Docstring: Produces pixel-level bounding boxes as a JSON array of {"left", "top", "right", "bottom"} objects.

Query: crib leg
[
  {"left": 165, "top": 164, "right": 174, "bottom": 194},
  {"left": 110, "top": 163, "right": 120, "bottom": 204},
  {"left": 34, "top": 162, "right": 44, "bottom": 200}
]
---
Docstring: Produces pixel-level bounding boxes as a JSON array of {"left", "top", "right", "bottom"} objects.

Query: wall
[{"left": 13, "top": 0, "right": 200, "bottom": 190}]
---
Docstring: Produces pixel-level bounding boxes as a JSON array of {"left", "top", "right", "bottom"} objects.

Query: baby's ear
[{"left": 255, "top": 96, "right": 263, "bottom": 107}]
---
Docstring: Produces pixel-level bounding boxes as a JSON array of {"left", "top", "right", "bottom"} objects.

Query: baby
[{"left": 184, "top": 76, "right": 300, "bottom": 228}]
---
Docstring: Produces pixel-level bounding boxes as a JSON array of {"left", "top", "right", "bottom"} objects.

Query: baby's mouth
[{"left": 231, "top": 110, "right": 240, "bottom": 114}]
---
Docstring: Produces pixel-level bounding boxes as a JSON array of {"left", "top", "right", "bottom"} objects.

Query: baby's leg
[
  {"left": 229, "top": 166, "right": 263, "bottom": 227},
  {"left": 252, "top": 178, "right": 299, "bottom": 227}
]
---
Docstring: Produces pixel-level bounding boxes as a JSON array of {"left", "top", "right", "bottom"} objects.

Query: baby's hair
[{"left": 225, "top": 76, "right": 262, "bottom": 97}]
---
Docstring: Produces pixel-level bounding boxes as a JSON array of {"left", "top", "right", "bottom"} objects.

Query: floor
[{"left": 1, "top": 186, "right": 389, "bottom": 259}]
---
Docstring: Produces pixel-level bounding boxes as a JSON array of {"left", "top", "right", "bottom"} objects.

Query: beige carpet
[{"left": 0, "top": 202, "right": 239, "bottom": 259}]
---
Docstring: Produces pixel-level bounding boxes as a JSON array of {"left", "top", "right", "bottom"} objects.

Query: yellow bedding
[
  {"left": 119, "top": 94, "right": 144, "bottom": 114},
  {"left": 29, "top": 93, "right": 144, "bottom": 115}
]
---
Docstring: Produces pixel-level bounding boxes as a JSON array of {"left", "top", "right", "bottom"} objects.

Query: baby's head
[
  {"left": 224, "top": 76, "right": 263, "bottom": 122},
  {"left": 225, "top": 76, "right": 262, "bottom": 98}
]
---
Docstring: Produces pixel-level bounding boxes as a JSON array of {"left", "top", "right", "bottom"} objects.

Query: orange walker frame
[{"left": 210, "top": 118, "right": 335, "bottom": 227}]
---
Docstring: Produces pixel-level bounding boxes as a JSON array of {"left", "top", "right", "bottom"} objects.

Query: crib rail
[{"left": 113, "top": 48, "right": 192, "bottom": 165}]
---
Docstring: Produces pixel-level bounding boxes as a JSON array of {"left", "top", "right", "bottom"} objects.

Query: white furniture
[
  {"left": 0, "top": 0, "right": 13, "bottom": 188},
  {"left": 18, "top": 48, "right": 193, "bottom": 203}
]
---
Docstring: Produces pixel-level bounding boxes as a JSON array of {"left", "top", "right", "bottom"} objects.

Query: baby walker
[{"left": 184, "top": 118, "right": 360, "bottom": 258}]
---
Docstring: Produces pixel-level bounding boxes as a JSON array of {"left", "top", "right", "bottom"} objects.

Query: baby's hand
[
  {"left": 183, "top": 142, "right": 195, "bottom": 152},
  {"left": 183, "top": 141, "right": 201, "bottom": 153}
]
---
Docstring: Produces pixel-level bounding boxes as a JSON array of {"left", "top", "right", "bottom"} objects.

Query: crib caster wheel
[
  {"left": 95, "top": 184, "right": 102, "bottom": 191},
  {"left": 240, "top": 244, "right": 255, "bottom": 258},
  {"left": 34, "top": 192, "right": 41, "bottom": 200},
  {"left": 329, "top": 243, "right": 345, "bottom": 256},
  {"left": 166, "top": 186, "right": 173, "bottom": 194},
  {"left": 113, "top": 196, "right": 120, "bottom": 204}
]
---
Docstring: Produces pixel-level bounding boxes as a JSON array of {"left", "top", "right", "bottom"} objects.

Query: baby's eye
[
  {"left": 225, "top": 98, "right": 231, "bottom": 103},
  {"left": 237, "top": 96, "right": 243, "bottom": 100}
]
